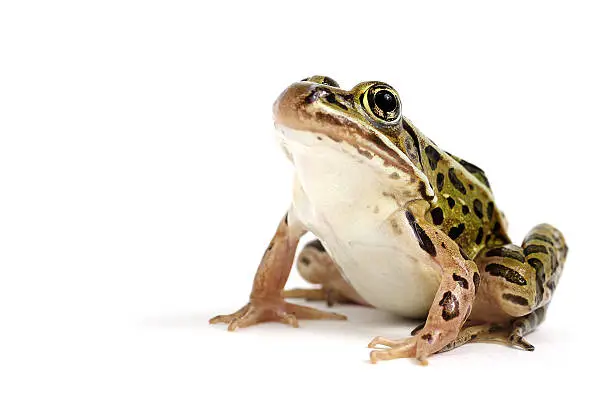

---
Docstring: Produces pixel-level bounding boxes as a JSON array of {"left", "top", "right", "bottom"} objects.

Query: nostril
[{"left": 304, "top": 87, "right": 328, "bottom": 104}]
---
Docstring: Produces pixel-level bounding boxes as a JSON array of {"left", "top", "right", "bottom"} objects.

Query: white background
[{"left": 1, "top": 1, "right": 610, "bottom": 407}]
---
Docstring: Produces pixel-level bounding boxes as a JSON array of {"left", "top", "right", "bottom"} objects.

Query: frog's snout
[{"left": 273, "top": 82, "right": 314, "bottom": 127}]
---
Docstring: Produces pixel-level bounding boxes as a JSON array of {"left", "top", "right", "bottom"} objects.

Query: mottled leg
[
  {"left": 437, "top": 305, "right": 549, "bottom": 353},
  {"left": 210, "top": 211, "right": 346, "bottom": 330},
  {"left": 469, "top": 224, "right": 567, "bottom": 349},
  {"left": 283, "top": 239, "right": 369, "bottom": 306},
  {"left": 369, "top": 210, "right": 478, "bottom": 364},
  {"left": 508, "top": 305, "right": 548, "bottom": 351}
]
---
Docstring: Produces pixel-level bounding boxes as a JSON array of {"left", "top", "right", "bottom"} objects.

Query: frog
[{"left": 210, "top": 76, "right": 568, "bottom": 364}]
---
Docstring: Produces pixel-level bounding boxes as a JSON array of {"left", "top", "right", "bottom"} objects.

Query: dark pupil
[{"left": 374, "top": 90, "right": 397, "bottom": 113}]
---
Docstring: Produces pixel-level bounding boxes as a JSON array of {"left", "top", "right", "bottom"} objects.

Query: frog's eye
[
  {"left": 301, "top": 76, "right": 340, "bottom": 88},
  {"left": 362, "top": 85, "right": 401, "bottom": 124}
]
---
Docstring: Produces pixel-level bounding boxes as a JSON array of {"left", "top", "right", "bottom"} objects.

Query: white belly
[{"left": 286, "top": 136, "right": 441, "bottom": 318}]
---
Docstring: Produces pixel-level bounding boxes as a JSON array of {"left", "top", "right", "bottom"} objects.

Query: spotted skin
[
  {"left": 368, "top": 210, "right": 479, "bottom": 362},
  {"left": 213, "top": 76, "right": 568, "bottom": 364}
]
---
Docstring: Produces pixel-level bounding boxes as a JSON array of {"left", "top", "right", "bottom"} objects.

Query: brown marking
[
  {"left": 488, "top": 324, "right": 504, "bottom": 333},
  {"left": 305, "top": 240, "right": 326, "bottom": 252},
  {"left": 502, "top": 293, "right": 529, "bottom": 306},
  {"left": 485, "top": 263, "right": 527, "bottom": 285},
  {"left": 390, "top": 219, "right": 403, "bottom": 235},
  {"left": 452, "top": 273, "right": 469, "bottom": 289},
  {"left": 357, "top": 146, "right": 374, "bottom": 159},
  {"left": 405, "top": 211, "right": 437, "bottom": 257},
  {"left": 485, "top": 246, "right": 525, "bottom": 262},
  {"left": 439, "top": 291, "right": 460, "bottom": 320}
]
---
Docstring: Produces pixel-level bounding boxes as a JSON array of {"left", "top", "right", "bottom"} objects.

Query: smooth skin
[{"left": 211, "top": 76, "right": 567, "bottom": 364}]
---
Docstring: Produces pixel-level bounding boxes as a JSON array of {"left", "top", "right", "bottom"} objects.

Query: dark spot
[
  {"left": 431, "top": 207, "right": 444, "bottom": 226},
  {"left": 439, "top": 291, "right": 460, "bottom": 321},
  {"left": 475, "top": 227, "right": 484, "bottom": 245},
  {"left": 470, "top": 334, "right": 478, "bottom": 340},
  {"left": 459, "top": 159, "right": 491, "bottom": 188},
  {"left": 547, "top": 280, "right": 557, "bottom": 292},
  {"left": 448, "top": 168, "right": 466, "bottom": 194},
  {"left": 469, "top": 184, "right": 474, "bottom": 190},
  {"left": 389, "top": 172, "right": 400, "bottom": 180},
  {"left": 322, "top": 76, "right": 339, "bottom": 87},
  {"left": 462, "top": 205, "right": 470, "bottom": 215},
  {"left": 317, "top": 136, "right": 322, "bottom": 141},
  {"left": 448, "top": 223, "right": 465, "bottom": 240},
  {"left": 304, "top": 88, "right": 323, "bottom": 104},
  {"left": 402, "top": 120, "right": 423, "bottom": 169},
  {"left": 441, "top": 242, "right": 447, "bottom": 249},
  {"left": 502, "top": 293, "right": 529, "bottom": 306},
  {"left": 418, "top": 181, "right": 434, "bottom": 200},
  {"left": 324, "top": 93, "right": 348, "bottom": 110},
  {"left": 524, "top": 233, "right": 554, "bottom": 245},
  {"left": 487, "top": 202, "right": 494, "bottom": 219},
  {"left": 390, "top": 219, "right": 402, "bottom": 235},
  {"left": 299, "top": 256, "right": 311, "bottom": 266},
  {"left": 488, "top": 324, "right": 504, "bottom": 333},
  {"left": 266, "top": 243, "right": 274, "bottom": 252},
  {"left": 550, "top": 247, "right": 558, "bottom": 272},
  {"left": 425, "top": 146, "right": 441, "bottom": 170},
  {"left": 357, "top": 147, "right": 374, "bottom": 159},
  {"left": 452, "top": 273, "right": 469, "bottom": 289},
  {"left": 283, "top": 213, "right": 288, "bottom": 224},
  {"left": 528, "top": 258, "right": 545, "bottom": 305},
  {"left": 411, "top": 321, "right": 426, "bottom": 335},
  {"left": 421, "top": 333, "right": 433, "bottom": 343},
  {"left": 405, "top": 211, "right": 437, "bottom": 257},
  {"left": 306, "top": 240, "right": 326, "bottom": 252},
  {"left": 458, "top": 246, "right": 471, "bottom": 260},
  {"left": 485, "top": 263, "right": 527, "bottom": 285},
  {"left": 493, "top": 222, "right": 501, "bottom": 234},
  {"left": 473, "top": 271, "right": 481, "bottom": 293},
  {"left": 447, "top": 196, "right": 456, "bottom": 209},
  {"left": 524, "top": 244, "right": 548, "bottom": 256},
  {"left": 473, "top": 199, "right": 483, "bottom": 218},
  {"left": 436, "top": 173, "right": 444, "bottom": 191},
  {"left": 338, "top": 93, "right": 354, "bottom": 107},
  {"left": 485, "top": 247, "right": 526, "bottom": 262}
]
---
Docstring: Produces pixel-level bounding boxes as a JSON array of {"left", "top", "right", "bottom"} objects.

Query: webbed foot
[{"left": 209, "top": 298, "right": 346, "bottom": 331}]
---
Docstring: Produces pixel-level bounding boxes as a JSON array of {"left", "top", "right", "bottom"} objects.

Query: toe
[
  {"left": 367, "top": 336, "right": 404, "bottom": 348},
  {"left": 510, "top": 335, "right": 535, "bottom": 351},
  {"left": 280, "top": 313, "right": 299, "bottom": 328},
  {"left": 369, "top": 342, "right": 416, "bottom": 363}
]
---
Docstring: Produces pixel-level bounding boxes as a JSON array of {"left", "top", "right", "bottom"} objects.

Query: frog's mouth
[{"left": 273, "top": 82, "right": 425, "bottom": 187}]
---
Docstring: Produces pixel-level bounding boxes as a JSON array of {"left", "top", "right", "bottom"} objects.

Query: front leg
[
  {"left": 210, "top": 210, "right": 346, "bottom": 331},
  {"left": 369, "top": 209, "right": 477, "bottom": 364}
]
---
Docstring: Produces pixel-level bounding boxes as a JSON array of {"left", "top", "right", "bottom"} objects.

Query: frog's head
[{"left": 273, "top": 76, "right": 434, "bottom": 203}]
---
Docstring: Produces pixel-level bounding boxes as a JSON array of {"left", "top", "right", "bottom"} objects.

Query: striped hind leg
[
  {"left": 457, "top": 224, "right": 568, "bottom": 351},
  {"left": 435, "top": 306, "right": 549, "bottom": 353}
]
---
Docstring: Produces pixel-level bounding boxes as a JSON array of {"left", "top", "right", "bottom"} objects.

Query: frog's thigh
[
  {"left": 283, "top": 240, "right": 369, "bottom": 306},
  {"left": 469, "top": 224, "right": 567, "bottom": 348},
  {"left": 473, "top": 224, "right": 567, "bottom": 319}
]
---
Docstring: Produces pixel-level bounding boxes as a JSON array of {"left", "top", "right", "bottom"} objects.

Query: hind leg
[
  {"left": 283, "top": 240, "right": 369, "bottom": 307},
  {"left": 433, "top": 305, "right": 547, "bottom": 353},
  {"left": 453, "top": 224, "right": 567, "bottom": 351}
]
